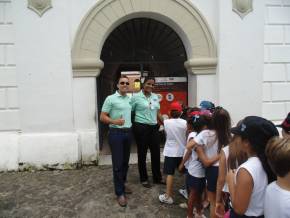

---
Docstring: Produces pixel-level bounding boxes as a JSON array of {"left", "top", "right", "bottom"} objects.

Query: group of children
[{"left": 158, "top": 100, "right": 290, "bottom": 218}]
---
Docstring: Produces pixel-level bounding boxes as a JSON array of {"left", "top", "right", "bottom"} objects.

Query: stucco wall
[
  {"left": 188, "top": 0, "right": 218, "bottom": 107},
  {"left": 0, "top": 0, "right": 19, "bottom": 171},
  {"left": 0, "top": 0, "right": 288, "bottom": 170},
  {"left": 218, "top": 0, "right": 265, "bottom": 124},
  {"left": 263, "top": 0, "right": 290, "bottom": 123},
  {"left": 0, "top": 0, "right": 19, "bottom": 131},
  {"left": 14, "top": 0, "right": 74, "bottom": 133}
]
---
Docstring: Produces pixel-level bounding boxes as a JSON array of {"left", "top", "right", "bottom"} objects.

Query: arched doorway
[
  {"left": 71, "top": 0, "right": 217, "bottom": 163},
  {"left": 98, "top": 18, "right": 188, "bottom": 154}
]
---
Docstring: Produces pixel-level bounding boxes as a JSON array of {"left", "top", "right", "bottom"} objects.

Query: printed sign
[{"left": 166, "top": 93, "right": 174, "bottom": 102}]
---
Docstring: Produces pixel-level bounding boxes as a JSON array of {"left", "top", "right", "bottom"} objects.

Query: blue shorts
[
  {"left": 163, "top": 156, "right": 182, "bottom": 175},
  {"left": 186, "top": 173, "right": 206, "bottom": 193},
  {"left": 205, "top": 166, "right": 219, "bottom": 192}
]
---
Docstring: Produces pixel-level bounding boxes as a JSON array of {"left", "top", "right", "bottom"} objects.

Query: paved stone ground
[{"left": 0, "top": 165, "right": 209, "bottom": 218}]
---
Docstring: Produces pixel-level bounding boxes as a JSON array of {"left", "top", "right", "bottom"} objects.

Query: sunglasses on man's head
[{"left": 119, "top": 81, "right": 129, "bottom": 85}]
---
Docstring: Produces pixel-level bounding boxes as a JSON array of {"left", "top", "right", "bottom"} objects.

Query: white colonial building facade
[{"left": 0, "top": 0, "right": 289, "bottom": 171}]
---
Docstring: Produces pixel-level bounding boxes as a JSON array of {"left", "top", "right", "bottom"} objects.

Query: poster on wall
[
  {"left": 154, "top": 77, "right": 188, "bottom": 117},
  {"left": 121, "top": 71, "right": 141, "bottom": 97}
]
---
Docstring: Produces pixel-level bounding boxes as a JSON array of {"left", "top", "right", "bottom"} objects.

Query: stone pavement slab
[{"left": 0, "top": 165, "right": 201, "bottom": 218}]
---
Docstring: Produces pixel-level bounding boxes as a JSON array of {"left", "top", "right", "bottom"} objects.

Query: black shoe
[
  {"left": 141, "top": 181, "right": 152, "bottom": 188},
  {"left": 153, "top": 179, "right": 166, "bottom": 185}
]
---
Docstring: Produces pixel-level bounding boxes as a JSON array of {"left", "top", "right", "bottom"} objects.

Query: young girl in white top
[
  {"left": 159, "top": 101, "right": 187, "bottom": 204},
  {"left": 180, "top": 112, "right": 211, "bottom": 218},
  {"left": 215, "top": 121, "right": 248, "bottom": 218},
  {"left": 264, "top": 137, "right": 290, "bottom": 218},
  {"left": 187, "top": 107, "right": 232, "bottom": 218},
  {"left": 178, "top": 110, "right": 200, "bottom": 201},
  {"left": 227, "top": 116, "right": 279, "bottom": 218}
]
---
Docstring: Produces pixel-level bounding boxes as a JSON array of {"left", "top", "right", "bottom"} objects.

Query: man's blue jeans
[{"left": 108, "top": 128, "right": 132, "bottom": 196}]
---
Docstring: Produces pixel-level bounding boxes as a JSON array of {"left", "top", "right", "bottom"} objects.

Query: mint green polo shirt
[
  {"left": 131, "top": 91, "right": 160, "bottom": 125},
  {"left": 101, "top": 91, "right": 132, "bottom": 128}
]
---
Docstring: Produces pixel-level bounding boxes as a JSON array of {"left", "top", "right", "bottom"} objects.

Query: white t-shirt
[
  {"left": 184, "top": 132, "right": 197, "bottom": 169},
  {"left": 235, "top": 157, "right": 268, "bottom": 217},
  {"left": 222, "top": 145, "right": 229, "bottom": 192},
  {"left": 194, "top": 129, "right": 219, "bottom": 166},
  {"left": 163, "top": 118, "right": 187, "bottom": 157},
  {"left": 186, "top": 132, "right": 205, "bottom": 178},
  {"left": 264, "top": 181, "right": 290, "bottom": 218}
]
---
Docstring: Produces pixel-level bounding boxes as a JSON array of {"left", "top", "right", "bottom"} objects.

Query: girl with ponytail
[
  {"left": 187, "top": 107, "right": 232, "bottom": 218},
  {"left": 227, "top": 116, "right": 279, "bottom": 218}
]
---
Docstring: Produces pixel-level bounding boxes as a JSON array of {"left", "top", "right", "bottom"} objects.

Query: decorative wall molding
[
  {"left": 27, "top": 0, "right": 52, "bottom": 17},
  {"left": 184, "top": 58, "right": 218, "bottom": 75},
  {"left": 72, "top": 59, "right": 104, "bottom": 77},
  {"left": 232, "top": 0, "right": 253, "bottom": 19},
  {"left": 71, "top": 0, "right": 217, "bottom": 77}
]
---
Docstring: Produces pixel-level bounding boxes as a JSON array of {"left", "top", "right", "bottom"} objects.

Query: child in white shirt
[
  {"left": 227, "top": 116, "right": 279, "bottom": 218},
  {"left": 159, "top": 101, "right": 187, "bottom": 204},
  {"left": 265, "top": 137, "right": 290, "bottom": 218},
  {"left": 178, "top": 113, "right": 198, "bottom": 201},
  {"left": 181, "top": 111, "right": 212, "bottom": 218},
  {"left": 187, "top": 107, "right": 231, "bottom": 218}
]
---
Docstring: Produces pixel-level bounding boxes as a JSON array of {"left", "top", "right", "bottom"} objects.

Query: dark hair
[
  {"left": 228, "top": 120, "right": 247, "bottom": 170},
  {"left": 228, "top": 135, "right": 248, "bottom": 170},
  {"left": 142, "top": 77, "right": 155, "bottom": 85},
  {"left": 212, "top": 107, "right": 231, "bottom": 152},
  {"left": 240, "top": 134, "right": 277, "bottom": 183},
  {"left": 170, "top": 110, "right": 182, "bottom": 118},
  {"left": 118, "top": 75, "right": 129, "bottom": 83},
  {"left": 236, "top": 117, "right": 278, "bottom": 183},
  {"left": 257, "top": 147, "right": 276, "bottom": 183},
  {"left": 266, "top": 137, "right": 290, "bottom": 178},
  {"left": 114, "top": 75, "right": 129, "bottom": 90},
  {"left": 188, "top": 114, "right": 210, "bottom": 134}
]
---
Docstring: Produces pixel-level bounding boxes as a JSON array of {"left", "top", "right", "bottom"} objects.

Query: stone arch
[{"left": 72, "top": 0, "right": 217, "bottom": 77}]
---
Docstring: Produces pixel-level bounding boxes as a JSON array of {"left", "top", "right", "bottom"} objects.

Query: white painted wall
[
  {"left": 67, "top": 0, "right": 97, "bottom": 46},
  {"left": 0, "top": 0, "right": 19, "bottom": 131},
  {"left": 0, "top": 0, "right": 20, "bottom": 171},
  {"left": 18, "top": 133, "right": 79, "bottom": 166},
  {"left": 73, "top": 78, "right": 96, "bottom": 130},
  {"left": 14, "top": 0, "right": 74, "bottom": 133},
  {"left": 0, "top": 133, "right": 18, "bottom": 171},
  {"left": 263, "top": 0, "right": 290, "bottom": 123},
  {"left": 0, "top": 0, "right": 289, "bottom": 170},
  {"left": 187, "top": 0, "right": 219, "bottom": 107},
  {"left": 195, "top": 74, "right": 217, "bottom": 105},
  {"left": 73, "top": 78, "right": 98, "bottom": 163},
  {"left": 190, "top": 0, "right": 219, "bottom": 44},
  {"left": 218, "top": 0, "right": 265, "bottom": 124}
]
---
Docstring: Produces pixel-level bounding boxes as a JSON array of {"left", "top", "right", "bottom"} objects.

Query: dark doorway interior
[{"left": 98, "top": 18, "right": 188, "bottom": 154}]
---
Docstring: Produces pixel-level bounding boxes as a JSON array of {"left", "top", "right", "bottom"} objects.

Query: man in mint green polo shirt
[{"left": 100, "top": 75, "right": 132, "bottom": 207}]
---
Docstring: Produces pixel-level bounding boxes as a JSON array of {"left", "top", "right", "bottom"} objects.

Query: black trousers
[
  {"left": 133, "top": 122, "right": 162, "bottom": 183},
  {"left": 108, "top": 128, "right": 132, "bottom": 196}
]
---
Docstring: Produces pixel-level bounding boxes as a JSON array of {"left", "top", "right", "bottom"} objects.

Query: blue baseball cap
[{"left": 199, "top": 100, "right": 215, "bottom": 110}]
